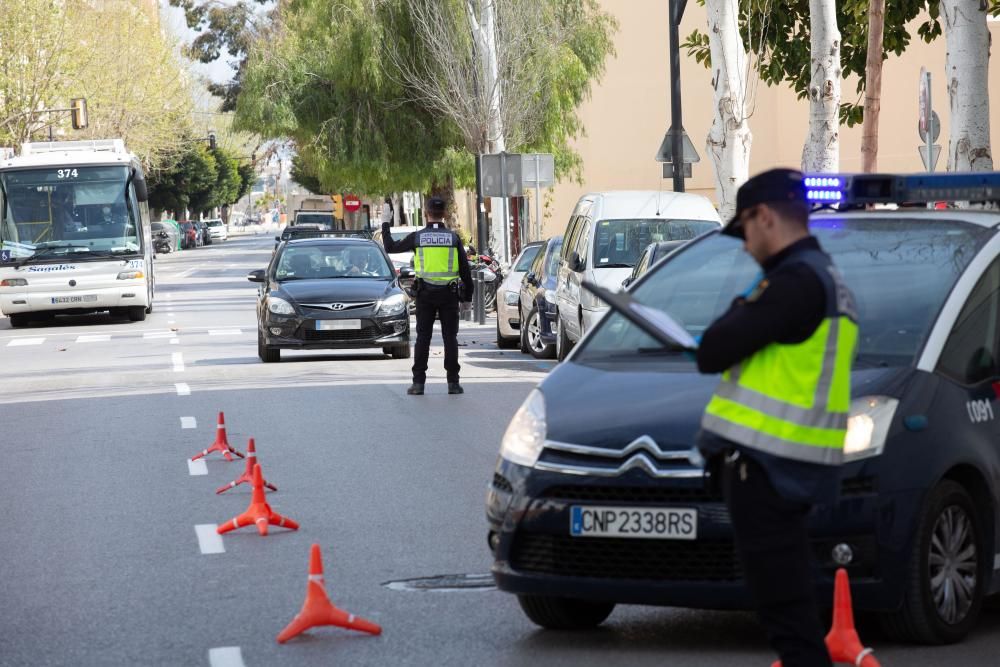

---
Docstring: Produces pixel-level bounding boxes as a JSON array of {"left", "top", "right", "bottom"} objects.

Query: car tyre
[
  {"left": 879, "top": 480, "right": 985, "bottom": 644},
  {"left": 556, "top": 317, "right": 572, "bottom": 362},
  {"left": 257, "top": 329, "right": 280, "bottom": 363},
  {"left": 8, "top": 313, "right": 29, "bottom": 328},
  {"left": 390, "top": 344, "right": 411, "bottom": 359},
  {"left": 517, "top": 594, "right": 615, "bottom": 630},
  {"left": 127, "top": 306, "right": 146, "bottom": 322},
  {"left": 525, "top": 308, "right": 555, "bottom": 359},
  {"left": 496, "top": 319, "right": 518, "bottom": 349}
]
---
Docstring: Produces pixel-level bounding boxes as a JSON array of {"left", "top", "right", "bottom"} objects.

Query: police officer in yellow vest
[
  {"left": 697, "top": 169, "right": 858, "bottom": 667},
  {"left": 382, "top": 196, "right": 472, "bottom": 395}
]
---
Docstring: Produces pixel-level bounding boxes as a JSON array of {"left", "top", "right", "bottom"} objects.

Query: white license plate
[
  {"left": 316, "top": 319, "right": 361, "bottom": 330},
  {"left": 51, "top": 295, "right": 98, "bottom": 304},
  {"left": 570, "top": 505, "right": 697, "bottom": 540}
]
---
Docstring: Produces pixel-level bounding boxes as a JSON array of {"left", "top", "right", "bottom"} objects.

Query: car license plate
[
  {"left": 570, "top": 505, "right": 697, "bottom": 540},
  {"left": 51, "top": 295, "right": 98, "bottom": 304},
  {"left": 316, "top": 319, "right": 361, "bottom": 331}
]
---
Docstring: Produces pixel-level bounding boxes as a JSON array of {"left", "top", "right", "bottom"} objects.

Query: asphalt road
[{"left": 1, "top": 230, "right": 997, "bottom": 666}]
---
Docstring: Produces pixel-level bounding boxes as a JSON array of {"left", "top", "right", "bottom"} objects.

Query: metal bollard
[{"left": 473, "top": 269, "right": 486, "bottom": 324}]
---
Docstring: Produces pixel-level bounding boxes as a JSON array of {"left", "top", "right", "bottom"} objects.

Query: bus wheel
[{"left": 128, "top": 306, "right": 147, "bottom": 322}]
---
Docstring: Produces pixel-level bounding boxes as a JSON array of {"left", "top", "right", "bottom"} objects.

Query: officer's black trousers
[
  {"left": 412, "top": 289, "right": 461, "bottom": 384},
  {"left": 722, "top": 455, "right": 832, "bottom": 667}
]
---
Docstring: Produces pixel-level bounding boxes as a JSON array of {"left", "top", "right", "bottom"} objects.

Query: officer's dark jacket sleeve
[
  {"left": 455, "top": 234, "right": 473, "bottom": 300},
  {"left": 381, "top": 222, "right": 416, "bottom": 253},
  {"left": 696, "top": 262, "right": 826, "bottom": 374}
]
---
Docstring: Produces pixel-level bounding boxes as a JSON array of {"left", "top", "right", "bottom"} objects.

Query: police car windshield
[{"left": 578, "top": 217, "right": 992, "bottom": 368}]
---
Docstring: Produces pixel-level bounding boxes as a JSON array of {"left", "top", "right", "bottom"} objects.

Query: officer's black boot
[
  {"left": 448, "top": 382, "right": 464, "bottom": 395},
  {"left": 407, "top": 383, "right": 425, "bottom": 395}
]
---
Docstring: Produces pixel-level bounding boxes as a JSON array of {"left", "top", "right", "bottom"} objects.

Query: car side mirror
[
  {"left": 622, "top": 276, "right": 632, "bottom": 288},
  {"left": 525, "top": 272, "right": 536, "bottom": 285},
  {"left": 399, "top": 267, "right": 415, "bottom": 279},
  {"left": 570, "top": 252, "right": 584, "bottom": 272},
  {"left": 274, "top": 236, "right": 282, "bottom": 242},
  {"left": 247, "top": 269, "right": 266, "bottom": 283}
]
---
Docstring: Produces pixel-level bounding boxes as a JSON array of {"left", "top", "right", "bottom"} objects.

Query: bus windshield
[{"left": 0, "top": 166, "right": 141, "bottom": 263}]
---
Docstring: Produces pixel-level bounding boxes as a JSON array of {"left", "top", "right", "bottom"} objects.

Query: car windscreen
[
  {"left": 389, "top": 231, "right": 411, "bottom": 243},
  {"left": 276, "top": 244, "right": 393, "bottom": 281},
  {"left": 206, "top": 220, "right": 223, "bottom": 227},
  {"left": 592, "top": 218, "right": 719, "bottom": 268},
  {"left": 576, "top": 217, "right": 992, "bottom": 368},
  {"left": 544, "top": 240, "right": 563, "bottom": 277},
  {"left": 0, "top": 165, "right": 141, "bottom": 262},
  {"left": 514, "top": 245, "right": 542, "bottom": 271}
]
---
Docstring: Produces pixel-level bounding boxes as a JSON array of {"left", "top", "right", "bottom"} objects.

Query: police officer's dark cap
[
  {"left": 426, "top": 196, "right": 447, "bottom": 217},
  {"left": 722, "top": 168, "right": 807, "bottom": 239}
]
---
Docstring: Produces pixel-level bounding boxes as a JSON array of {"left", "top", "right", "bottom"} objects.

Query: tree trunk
[
  {"left": 801, "top": 0, "right": 841, "bottom": 173},
  {"left": 704, "top": 0, "right": 752, "bottom": 222},
  {"left": 860, "top": 0, "right": 885, "bottom": 173},
  {"left": 942, "top": 0, "right": 993, "bottom": 172}
]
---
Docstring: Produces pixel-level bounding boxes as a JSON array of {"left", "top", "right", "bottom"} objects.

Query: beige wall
[{"left": 540, "top": 1, "right": 1000, "bottom": 238}]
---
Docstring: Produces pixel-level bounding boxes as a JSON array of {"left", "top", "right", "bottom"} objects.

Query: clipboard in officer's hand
[{"left": 581, "top": 281, "right": 698, "bottom": 351}]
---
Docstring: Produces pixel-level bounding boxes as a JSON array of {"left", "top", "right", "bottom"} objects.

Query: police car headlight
[
  {"left": 499, "top": 389, "right": 546, "bottom": 467},
  {"left": 375, "top": 293, "right": 407, "bottom": 316},
  {"left": 267, "top": 297, "right": 295, "bottom": 316},
  {"left": 504, "top": 290, "right": 519, "bottom": 306},
  {"left": 843, "top": 396, "right": 898, "bottom": 461}
]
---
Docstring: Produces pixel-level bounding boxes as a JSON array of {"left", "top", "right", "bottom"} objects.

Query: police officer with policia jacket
[
  {"left": 697, "top": 169, "right": 858, "bottom": 667},
  {"left": 382, "top": 196, "right": 472, "bottom": 395}
]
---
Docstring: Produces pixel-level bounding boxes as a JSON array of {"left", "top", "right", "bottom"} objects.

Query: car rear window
[
  {"left": 576, "top": 217, "right": 993, "bottom": 368},
  {"left": 514, "top": 245, "right": 542, "bottom": 271},
  {"left": 592, "top": 219, "right": 718, "bottom": 268}
]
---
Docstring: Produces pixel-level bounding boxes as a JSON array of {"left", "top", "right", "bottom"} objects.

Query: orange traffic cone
[
  {"left": 277, "top": 544, "right": 382, "bottom": 643},
  {"left": 216, "top": 464, "right": 298, "bottom": 536},
  {"left": 191, "top": 412, "right": 245, "bottom": 462},
  {"left": 216, "top": 438, "right": 277, "bottom": 494},
  {"left": 769, "top": 568, "right": 879, "bottom": 667}
]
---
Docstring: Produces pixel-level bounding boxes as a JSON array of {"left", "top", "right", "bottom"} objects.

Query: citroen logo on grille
[{"left": 331, "top": 303, "right": 346, "bottom": 311}]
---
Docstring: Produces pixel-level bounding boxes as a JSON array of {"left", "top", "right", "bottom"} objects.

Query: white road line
[
  {"left": 144, "top": 331, "right": 176, "bottom": 340},
  {"left": 76, "top": 334, "right": 112, "bottom": 343},
  {"left": 208, "top": 647, "right": 244, "bottom": 667},
  {"left": 175, "top": 382, "right": 191, "bottom": 396},
  {"left": 180, "top": 416, "right": 197, "bottom": 429},
  {"left": 208, "top": 329, "right": 242, "bottom": 336},
  {"left": 195, "top": 525, "right": 225, "bottom": 555},
  {"left": 172, "top": 352, "right": 185, "bottom": 372},
  {"left": 170, "top": 338, "right": 180, "bottom": 345},
  {"left": 187, "top": 458, "right": 208, "bottom": 476},
  {"left": 7, "top": 337, "right": 44, "bottom": 347}
]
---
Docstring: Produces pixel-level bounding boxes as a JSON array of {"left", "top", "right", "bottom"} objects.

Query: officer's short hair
[{"left": 767, "top": 200, "right": 810, "bottom": 228}]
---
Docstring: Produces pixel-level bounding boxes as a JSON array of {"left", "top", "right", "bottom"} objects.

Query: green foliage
[
  {"left": 148, "top": 142, "right": 251, "bottom": 215},
  {"left": 684, "top": 0, "right": 943, "bottom": 127}
]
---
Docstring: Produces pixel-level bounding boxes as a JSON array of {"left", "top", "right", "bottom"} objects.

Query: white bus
[{"left": 0, "top": 139, "right": 154, "bottom": 327}]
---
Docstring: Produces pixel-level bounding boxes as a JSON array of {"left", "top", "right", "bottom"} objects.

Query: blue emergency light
[{"left": 803, "top": 172, "right": 1000, "bottom": 206}]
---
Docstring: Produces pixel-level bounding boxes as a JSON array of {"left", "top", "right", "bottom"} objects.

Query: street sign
[
  {"left": 919, "top": 144, "right": 942, "bottom": 171},
  {"left": 481, "top": 152, "right": 523, "bottom": 197},
  {"left": 918, "top": 68, "right": 932, "bottom": 136},
  {"left": 662, "top": 163, "right": 693, "bottom": 179},
  {"left": 917, "top": 111, "right": 941, "bottom": 143},
  {"left": 521, "top": 153, "right": 555, "bottom": 188},
  {"left": 344, "top": 195, "right": 361, "bottom": 213},
  {"left": 655, "top": 126, "right": 700, "bottom": 164}
]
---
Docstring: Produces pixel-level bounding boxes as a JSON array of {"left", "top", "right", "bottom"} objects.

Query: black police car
[
  {"left": 249, "top": 237, "right": 410, "bottom": 362},
  {"left": 487, "top": 172, "right": 1000, "bottom": 644}
]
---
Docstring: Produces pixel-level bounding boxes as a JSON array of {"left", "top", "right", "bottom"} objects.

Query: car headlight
[
  {"left": 375, "top": 293, "right": 407, "bottom": 316},
  {"left": 267, "top": 297, "right": 295, "bottom": 316},
  {"left": 504, "top": 290, "right": 519, "bottom": 306},
  {"left": 843, "top": 396, "right": 898, "bottom": 461},
  {"left": 499, "top": 389, "right": 546, "bottom": 467}
]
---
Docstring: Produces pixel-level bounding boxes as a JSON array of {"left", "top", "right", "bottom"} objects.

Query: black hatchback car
[
  {"left": 249, "top": 238, "right": 410, "bottom": 362},
  {"left": 488, "top": 201, "right": 1000, "bottom": 645}
]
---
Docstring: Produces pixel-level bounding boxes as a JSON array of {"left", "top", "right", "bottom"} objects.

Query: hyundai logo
[{"left": 331, "top": 303, "right": 346, "bottom": 311}]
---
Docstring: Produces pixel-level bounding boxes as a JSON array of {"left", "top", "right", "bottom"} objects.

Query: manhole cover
[{"left": 382, "top": 573, "right": 496, "bottom": 592}]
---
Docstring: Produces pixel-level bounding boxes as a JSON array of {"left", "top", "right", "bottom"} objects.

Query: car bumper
[
  {"left": 262, "top": 313, "right": 410, "bottom": 350},
  {"left": 487, "top": 458, "right": 904, "bottom": 612},
  {"left": 1, "top": 283, "right": 149, "bottom": 314},
  {"left": 497, "top": 296, "right": 520, "bottom": 338}
]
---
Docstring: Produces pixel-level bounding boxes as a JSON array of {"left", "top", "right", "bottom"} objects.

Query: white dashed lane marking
[
  {"left": 172, "top": 352, "right": 184, "bottom": 372},
  {"left": 180, "top": 416, "right": 197, "bottom": 429},
  {"left": 170, "top": 339, "right": 180, "bottom": 345},
  {"left": 187, "top": 458, "right": 208, "bottom": 476},
  {"left": 208, "top": 329, "right": 242, "bottom": 336},
  {"left": 76, "top": 334, "right": 111, "bottom": 343},
  {"left": 195, "top": 525, "right": 225, "bottom": 555},
  {"left": 175, "top": 383, "right": 191, "bottom": 396},
  {"left": 7, "top": 338, "right": 44, "bottom": 347},
  {"left": 208, "top": 646, "right": 244, "bottom": 667},
  {"left": 144, "top": 331, "right": 176, "bottom": 340}
]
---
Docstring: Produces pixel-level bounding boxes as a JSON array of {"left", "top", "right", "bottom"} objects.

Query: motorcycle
[
  {"left": 153, "top": 230, "right": 172, "bottom": 255},
  {"left": 468, "top": 252, "right": 502, "bottom": 312}
]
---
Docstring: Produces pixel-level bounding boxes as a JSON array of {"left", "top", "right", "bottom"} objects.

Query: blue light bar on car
[{"left": 803, "top": 172, "right": 1000, "bottom": 206}]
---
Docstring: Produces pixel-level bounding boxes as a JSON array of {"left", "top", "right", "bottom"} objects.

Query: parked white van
[{"left": 553, "top": 190, "right": 721, "bottom": 360}]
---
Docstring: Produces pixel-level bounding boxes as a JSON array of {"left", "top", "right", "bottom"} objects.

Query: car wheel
[
  {"left": 879, "top": 480, "right": 985, "bottom": 644},
  {"left": 496, "top": 319, "right": 518, "bottom": 349},
  {"left": 556, "top": 317, "right": 572, "bottom": 362},
  {"left": 128, "top": 306, "right": 146, "bottom": 322},
  {"left": 391, "top": 345, "right": 411, "bottom": 359},
  {"left": 8, "top": 313, "right": 29, "bottom": 328},
  {"left": 257, "top": 328, "right": 280, "bottom": 363},
  {"left": 526, "top": 308, "right": 555, "bottom": 359},
  {"left": 517, "top": 594, "right": 615, "bottom": 630}
]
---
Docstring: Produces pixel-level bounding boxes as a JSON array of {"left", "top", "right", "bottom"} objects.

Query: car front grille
[
  {"left": 303, "top": 326, "right": 381, "bottom": 341},
  {"left": 540, "top": 484, "right": 721, "bottom": 503},
  {"left": 510, "top": 533, "right": 742, "bottom": 582}
]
